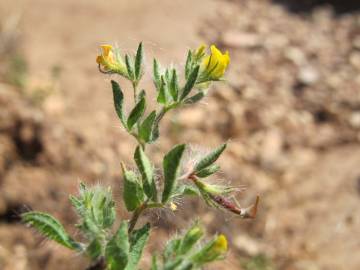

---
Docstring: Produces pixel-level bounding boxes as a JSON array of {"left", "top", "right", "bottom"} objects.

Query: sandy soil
[{"left": 1, "top": 0, "right": 360, "bottom": 269}]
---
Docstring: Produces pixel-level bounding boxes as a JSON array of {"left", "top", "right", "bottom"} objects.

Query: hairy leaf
[
  {"left": 157, "top": 76, "right": 170, "bottom": 105},
  {"left": 135, "top": 42, "right": 144, "bottom": 81},
  {"left": 22, "top": 212, "right": 81, "bottom": 250},
  {"left": 153, "top": 58, "right": 161, "bottom": 90},
  {"left": 183, "top": 91, "right": 206, "bottom": 105},
  {"left": 86, "top": 238, "right": 102, "bottom": 259},
  {"left": 125, "top": 223, "right": 150, "bottom": 269},
  {"left": 178, "top": 223, "right": 204, "bottom": 255},
  {"left": 125, "top": 54, "right": 134, "bottom": 80},
  {"left": 180, "top": 65, "right": 199, "bottom": 100},
  {"left": 111, "top": 80, "right": 127, "bottom": 129},
  {"left": 195, "top": 164, "right": 220, "bottom": 178},
  {"left": 105, "top": 221, "right": 129, "bottom": 270},
  {"left": 162, "top": 144, "right": 186, "bottom": 203},
  {"left": 127, "top": 94, "right": 146, "bottom": 130},
  {"left": 169, "top": 68, "right": 179, "bottom": 101},
  {"left": 134, "top": 146, "right": 157, "bottom": 200},
  {"left": 194, "top": 143, "right": 226, "bottom": 172},
  {"left": 123, "top": 169, "right": 145, "bottom": 211},
  {"left": 139, "top": 111, "right": 157, "bottom": 143},
  {"left": 173, "top": 184, "right": 200, "bottom": 198},
  {"left": 184, "top": 50, "right": 192, "bottom": 80}
]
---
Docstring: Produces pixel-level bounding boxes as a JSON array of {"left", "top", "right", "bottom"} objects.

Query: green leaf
[
  {"left": 69, "top": 195, "right": 83, "bottom": 215},
  {"left": 22, "top": 212, "right": 81, "bottom": 250},
  {"left": 111, "top": 80, "right": 127, "bottom": 129},
  {"left": 195, "top": 164, "right": 220, "bottom": 178},
  {"left": 164, "top": 238, "right": 181, "bottom": 260},
  {"left": 90, "top": 186, "right": 116, "bottom": 229},
  {"left": 123, "top": 168, "right": 145, "bottom": 211},
  {"left": 86, "top": 238, "right": 102, "bottom": 259},
  {"left": 194, "top": 143, "right": 226, "bottom": 172},
  {"left": 162, "top": 144, "right": 186, "bottom": 203},
  {"left": 138, "top": 89, "right": 146, "bottom": 101},
  {"left": 183, "top": 91, "right": 206, "bottom": 105},
  {"left": 164, "top": 258, "right": 184, "bottom": 270},
  {"left": 157, "top": 76, "right": 169, "bottom": 105},
  {"left": 127, "top": 94, "right": 146, "bottom": 130},
  {"left": 151, "top": 120, "right": 160, "bottom": 143},
  {"left": 153, "top": 58, "right": 161, "bottom": 90},
  {"left": 190, "top": 235, "right": 227, "bottom": 265},
  {"left": 169, "top": 69, "right": 179, "bottom": 101},
  {"left": 125, "top": 223, "right": 150, "bottom": 270},
  {"left": 185, "top": 50, "right": 192, "bottom": 80},
  {"left": 178, "top": 223, "right": 204, "bottom": 255},
  {"left": 134, "top": 146, "right": 157, "bottom": 200},
  {"left": 70, "top": 184, "right": 116, "bottom": 235},
  {"left": 105, "top": 221, "right": 130, "bottom": 270},
  {"left": 139, "top": 111, "right": 157, "bottom": 143},
  {"left": 125, "top": 54, "right": 134, "bottom": 80},
  {"left": 180, "top": 65, "right": 200, "bottom": 100},
  {"left": 173, "top": 184, "right": 200, "bottom": 198},
  {"left": 135, "top": 42, "right": 144, "bottom": 81}
]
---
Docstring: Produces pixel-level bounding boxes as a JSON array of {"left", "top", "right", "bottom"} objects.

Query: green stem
[{"left": 132, "top": 81, "right": 138, "bottom": 103}]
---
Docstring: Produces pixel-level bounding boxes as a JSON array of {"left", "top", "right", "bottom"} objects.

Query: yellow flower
[
  {"left": 192, "top": 233, "right": 228, "bottom": 264},
  {"left": 96, "top": 44, "right": 127, "bottom": 75},
  {"left": 212, "top": 234, "right": 228, "bottom": 254},
  {"left": 201, "top": 45, "right": 230, "bottom": 79},
  {"left": 170, "top": 202, "right": 177, "bottom": 211}
]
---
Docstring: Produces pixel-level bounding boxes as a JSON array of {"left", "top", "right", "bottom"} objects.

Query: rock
[
  {"left": 349, "top": 52, "right": 360, "bottom": 70},
  {"left": 221, "top": 30, "right": 261, "bottom": 48},
  {"left": 352, "top": 36, "right": 360, "bottom": 50},
  {"left": 349, "top": 112, "right": 360, "bottom": 128},
  {"left": 285, "top": 47, "right": 306, "bottom": 66},
  {"left": 260, "top": 128, "right": 284, "bottom": 170},
  {"left": 298, "top": 66, "right": 320, "bottom": 85},
  {"left": 265, "top": 33, "right": 289, "bottom": 49}
]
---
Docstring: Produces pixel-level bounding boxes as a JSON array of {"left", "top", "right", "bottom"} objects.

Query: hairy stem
[
  {"left": 132, "top": 81, "right": 138, "bottom": 103},
  {"left": 128, "top": 202, "right": 147, "bottom": 233}
]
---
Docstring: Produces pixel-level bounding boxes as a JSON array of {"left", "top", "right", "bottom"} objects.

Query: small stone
[
  {"left": 265, "top": 33, "right": 289, "bottom": 49},
  {"left": 222, "top": 30, "right": 261, "bottom": 48},
  {"left": 349, "top": 112, "right": 360, "bottom": 128},
  {"left": 285, "top": 47, "right": 306, "bottom": 66},
  {"left": 298, "top": 66, "right": 319, "bottom": 85},
  {"left": 260, "top": 128, "right": 283, "bottom": 168},
  {"left": 353, "top": 36, "right": 360, "bottom": 50},
  {"left": 349, "top": 52, "right": 360, "bottom": 70}
]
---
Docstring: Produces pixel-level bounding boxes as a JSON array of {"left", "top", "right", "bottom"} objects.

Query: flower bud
[
  {"left": 194, "top": 44, "right": 206, "bottom": 59},
  {"left": 191, "top": 234, "right": 228, "bottom": 264},
  {"left": 194, "top": 179, "right": 235, "bottom": 196},
  {"left": 96, "top": 45, "right": 128, "bottom": 77}
]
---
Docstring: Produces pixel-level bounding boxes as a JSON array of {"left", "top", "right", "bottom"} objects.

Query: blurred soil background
[{"left": 1, "top": 0, "right": 360, "bottom": 269}]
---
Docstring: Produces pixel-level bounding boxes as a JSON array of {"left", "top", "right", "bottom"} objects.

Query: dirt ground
[{"left": 1, "top": 0, "right": 360, "bottom": 269}]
